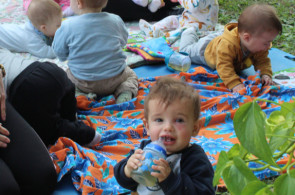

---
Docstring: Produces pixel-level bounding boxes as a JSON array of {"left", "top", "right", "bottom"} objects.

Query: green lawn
[{"left": 218, "top": 0, "right": 295, "bottom": 55}]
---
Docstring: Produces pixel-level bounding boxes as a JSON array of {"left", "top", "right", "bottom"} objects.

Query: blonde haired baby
[{"left": 0, "top": 0, "right": 62, "bottom": 58}]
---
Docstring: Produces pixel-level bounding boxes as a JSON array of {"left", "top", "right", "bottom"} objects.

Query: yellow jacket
[{"left": 204, "top": 23, "right": 273, "bottom": 89}]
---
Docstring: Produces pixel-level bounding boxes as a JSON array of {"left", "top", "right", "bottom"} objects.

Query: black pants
[
  {"left": 103, "top": 0, "right": 179, "bottom": 21},
  {"left": 0, "top": 102, "right": 57, "bottom": 195},
  {"left": 9, "top": 62, "right": 79, "bottom": 146}
]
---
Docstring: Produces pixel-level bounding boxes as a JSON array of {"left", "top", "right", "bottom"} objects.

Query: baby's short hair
[
  {"left": 27, "top": 0, "right": 61, "bottom": 27},
  {"left": 83, "top": 0, "right": 108, "bottom": 9},
  {"left": 144, "top": 76, "right": 201, "bottom": 120},
  {"left": 238, "top": 3, "right": 282, "bottom": 35}
]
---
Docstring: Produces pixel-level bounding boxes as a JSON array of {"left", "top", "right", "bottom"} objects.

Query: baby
[
  {"left": 180, "top": 3, "right": 282, "bottom": 92},
  {"left": 139, "top": 0, "right": 219, "bottom": 37},
  {"left": 0, "top": 0, "right": 62, "bottom": 58},
  {"left": 52, "top": 0, "right": 138, "bottom": 103},
  {"left": 114, "top": 76, "right": 214, "bottom": 194}
]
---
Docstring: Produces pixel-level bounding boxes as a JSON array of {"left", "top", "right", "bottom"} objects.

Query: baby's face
[
  {"left": 44, "top": 14, "right": 62, "bottom": 37},
  {"left": 143, "top": 98, "right": 199, "bottom": 154},
  {"left": 243, "top": 30, "right": 279, "bottom": 53}
]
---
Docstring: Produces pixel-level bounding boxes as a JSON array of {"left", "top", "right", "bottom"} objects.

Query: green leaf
[
  {"left": 265, "top": 110, "right": 285, "bottom": 135},
  {"left": 233, "top": 101, "right": 277, "bottom": 167},
  {"left": 213, "top": 151, "right": 230, "bottom": 186},
  {"left": 274, "top": 169, "right": 295, "bottom": 195},
  {"left": 268, "top": 122, "right": 293, "bottom": 153},
  {"left": 222, "top": 157, "right": 258, "bottom": 195},
  {"left": 241, "top": 181, "right": 267, "bottom": 195},
  {"left": 255, "top": 187, "right": 276, "bottom": 195},
  {"left": 222, "top": 165, "right": 246, "bottom": 195},
  {"left": 233, "top": 157, "right": 258, "bottom": 181},
  {"left": 227, "top": 144, "right": 240, "bottom": 159},
  {"left": 280, "top": 102, "right": 295, "bottom": 119},
  {"left": 239, "top": 144, "right": 248, "bottom": 159},
  {"left": 267, "top": 110, "right": 286, "bottom": 126}
]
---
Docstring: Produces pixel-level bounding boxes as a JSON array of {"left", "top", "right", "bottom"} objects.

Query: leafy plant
[{"left": 214, "top": 99, "right": 295, "bottom": 195}]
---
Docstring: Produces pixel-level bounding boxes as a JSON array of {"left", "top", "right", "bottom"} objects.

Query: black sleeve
[
  {"left": 103, "top": 0, "right": 179, "bottom": 21},
  {"left": 159, "top": 144, "right": 215, "bottom": 195},
  {"left": 114, "top": 140, "right": 151, "bottom": 191}
]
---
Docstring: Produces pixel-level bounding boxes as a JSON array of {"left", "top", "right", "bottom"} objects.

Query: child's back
[
  {"left": 52, "top": 0, "right": 138, "bottom": 103},
  {"left": 53, "top": 12, "right": 128, "bottom": 81}
]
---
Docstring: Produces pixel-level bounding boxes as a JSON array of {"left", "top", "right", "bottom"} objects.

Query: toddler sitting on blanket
[
  {"left": 179, "top": 3, "right": 282, "bottom": 93},
  {"left": 114, "top": 76, "right": 214, "bottom": 194},
  {"left": 52, "top": 0, "right": 138, "bottom": 104},
  {"left": 139, "top": 0, "right": 219, "bottom": 37},
  {"left": 0, "top": 0, "right": 61, "bottom": 59}
]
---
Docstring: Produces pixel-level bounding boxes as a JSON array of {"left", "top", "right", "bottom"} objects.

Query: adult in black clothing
[
  {"left": 103, "top": 0, "right": 181, "bottom": 21},
  {"left": 0, "top": 102, "right": 57, "bottom": 195},
  {"left": 0, "top": 48, "right": 101, "bottom": 194}
]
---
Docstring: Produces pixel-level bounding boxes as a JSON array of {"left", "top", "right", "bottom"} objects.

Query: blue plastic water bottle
[
  {"left": 165, "top": 51, "right": 191, "bottom": 72},
  {"left": 131, "top": 139, "right": 167, "bottom": 187}
]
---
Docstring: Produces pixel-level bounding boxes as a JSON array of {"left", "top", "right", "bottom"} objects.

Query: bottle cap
[{"left": 145, "top": 141, "right": 166, "bottom": 157}]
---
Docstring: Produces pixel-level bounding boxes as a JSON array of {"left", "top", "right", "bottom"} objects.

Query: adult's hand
[
  {"left": 0, "top": 124, "right": 10, "bottom": 148},
  {"left": 170, "top": 0, "right": 179, "bottom": 2},
  {"left": 0, "top": 72, "right": 6, "bottom": 121}
]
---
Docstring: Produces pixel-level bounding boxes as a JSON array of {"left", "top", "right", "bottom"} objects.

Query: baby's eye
[
  {"left": 176, "top": 118, "right": 184, "bottom": 123},
  {"left": 155, "top": 118, "right": 163, "bottom": 122}
]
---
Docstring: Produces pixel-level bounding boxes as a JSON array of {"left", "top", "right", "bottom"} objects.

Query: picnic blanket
[{"left": 49, "top": 66, "right": 294, "bottom": 194}]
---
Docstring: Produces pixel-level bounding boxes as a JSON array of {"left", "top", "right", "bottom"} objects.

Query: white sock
[
  {"left": 133, "top": 0, "right": 149, "bottom": 7},
  {"left": 139, "top": 19, "right": 153, "bottom": 37},
  {"left": 148, "top": 0, "right": 162, "bottom": 12}
]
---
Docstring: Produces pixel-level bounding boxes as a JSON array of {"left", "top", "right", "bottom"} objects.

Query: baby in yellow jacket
[{"left": 179, "top": 3, "right": 282, "bottom": 93}]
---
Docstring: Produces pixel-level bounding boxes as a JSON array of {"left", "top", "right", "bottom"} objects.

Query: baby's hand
[
  {"left": 151, "top": 158, "right": 171, "bottom": 183},
  {"left": 170, "top": 0, "right": 179, "bottom": 2},
  {"left": 232, "top": 84, "right": 245, "bottom": 93},
  {"left": 261, "top": 75, "right": 273, "bottom": 86},
  {"left": 124, "top": 149, "right": 144, "bottom": 178}
]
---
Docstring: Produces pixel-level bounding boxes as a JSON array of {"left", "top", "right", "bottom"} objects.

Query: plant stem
[
  {"left": 274, "top": 141, "right": 295, "bottom": 160},
  {"left": 287, "top": 161, "right": 295, "bottom": 174},
  {"left": 280, "top": 152, "right": 294, "bottom": 172}
]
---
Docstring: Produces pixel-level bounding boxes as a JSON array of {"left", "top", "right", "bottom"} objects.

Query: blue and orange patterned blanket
[{"left": 49, "top": 66, "right": 295, "bottom": 194}]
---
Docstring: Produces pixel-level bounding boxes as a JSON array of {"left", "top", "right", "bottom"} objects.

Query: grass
[{"left": 218, "top": 0, "right": 295, "bottom": 55}]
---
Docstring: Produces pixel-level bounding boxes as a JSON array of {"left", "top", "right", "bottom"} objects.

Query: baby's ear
[
  {"left": 240, "top": 31, "right": 251, "bottom": 43},
  {"left": 39, "top": 24, "right": 46, "bottom": 32},
  {"left": 192, "top": 119, "right": 201, "bottom": 137},
  {"left": 143, "top": 118, "right": 150, "bottom": 136}
]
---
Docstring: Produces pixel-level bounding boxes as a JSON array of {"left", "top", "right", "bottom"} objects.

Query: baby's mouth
[{"left": 161, "top": 135, "right": 176, "bottom": 145}]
